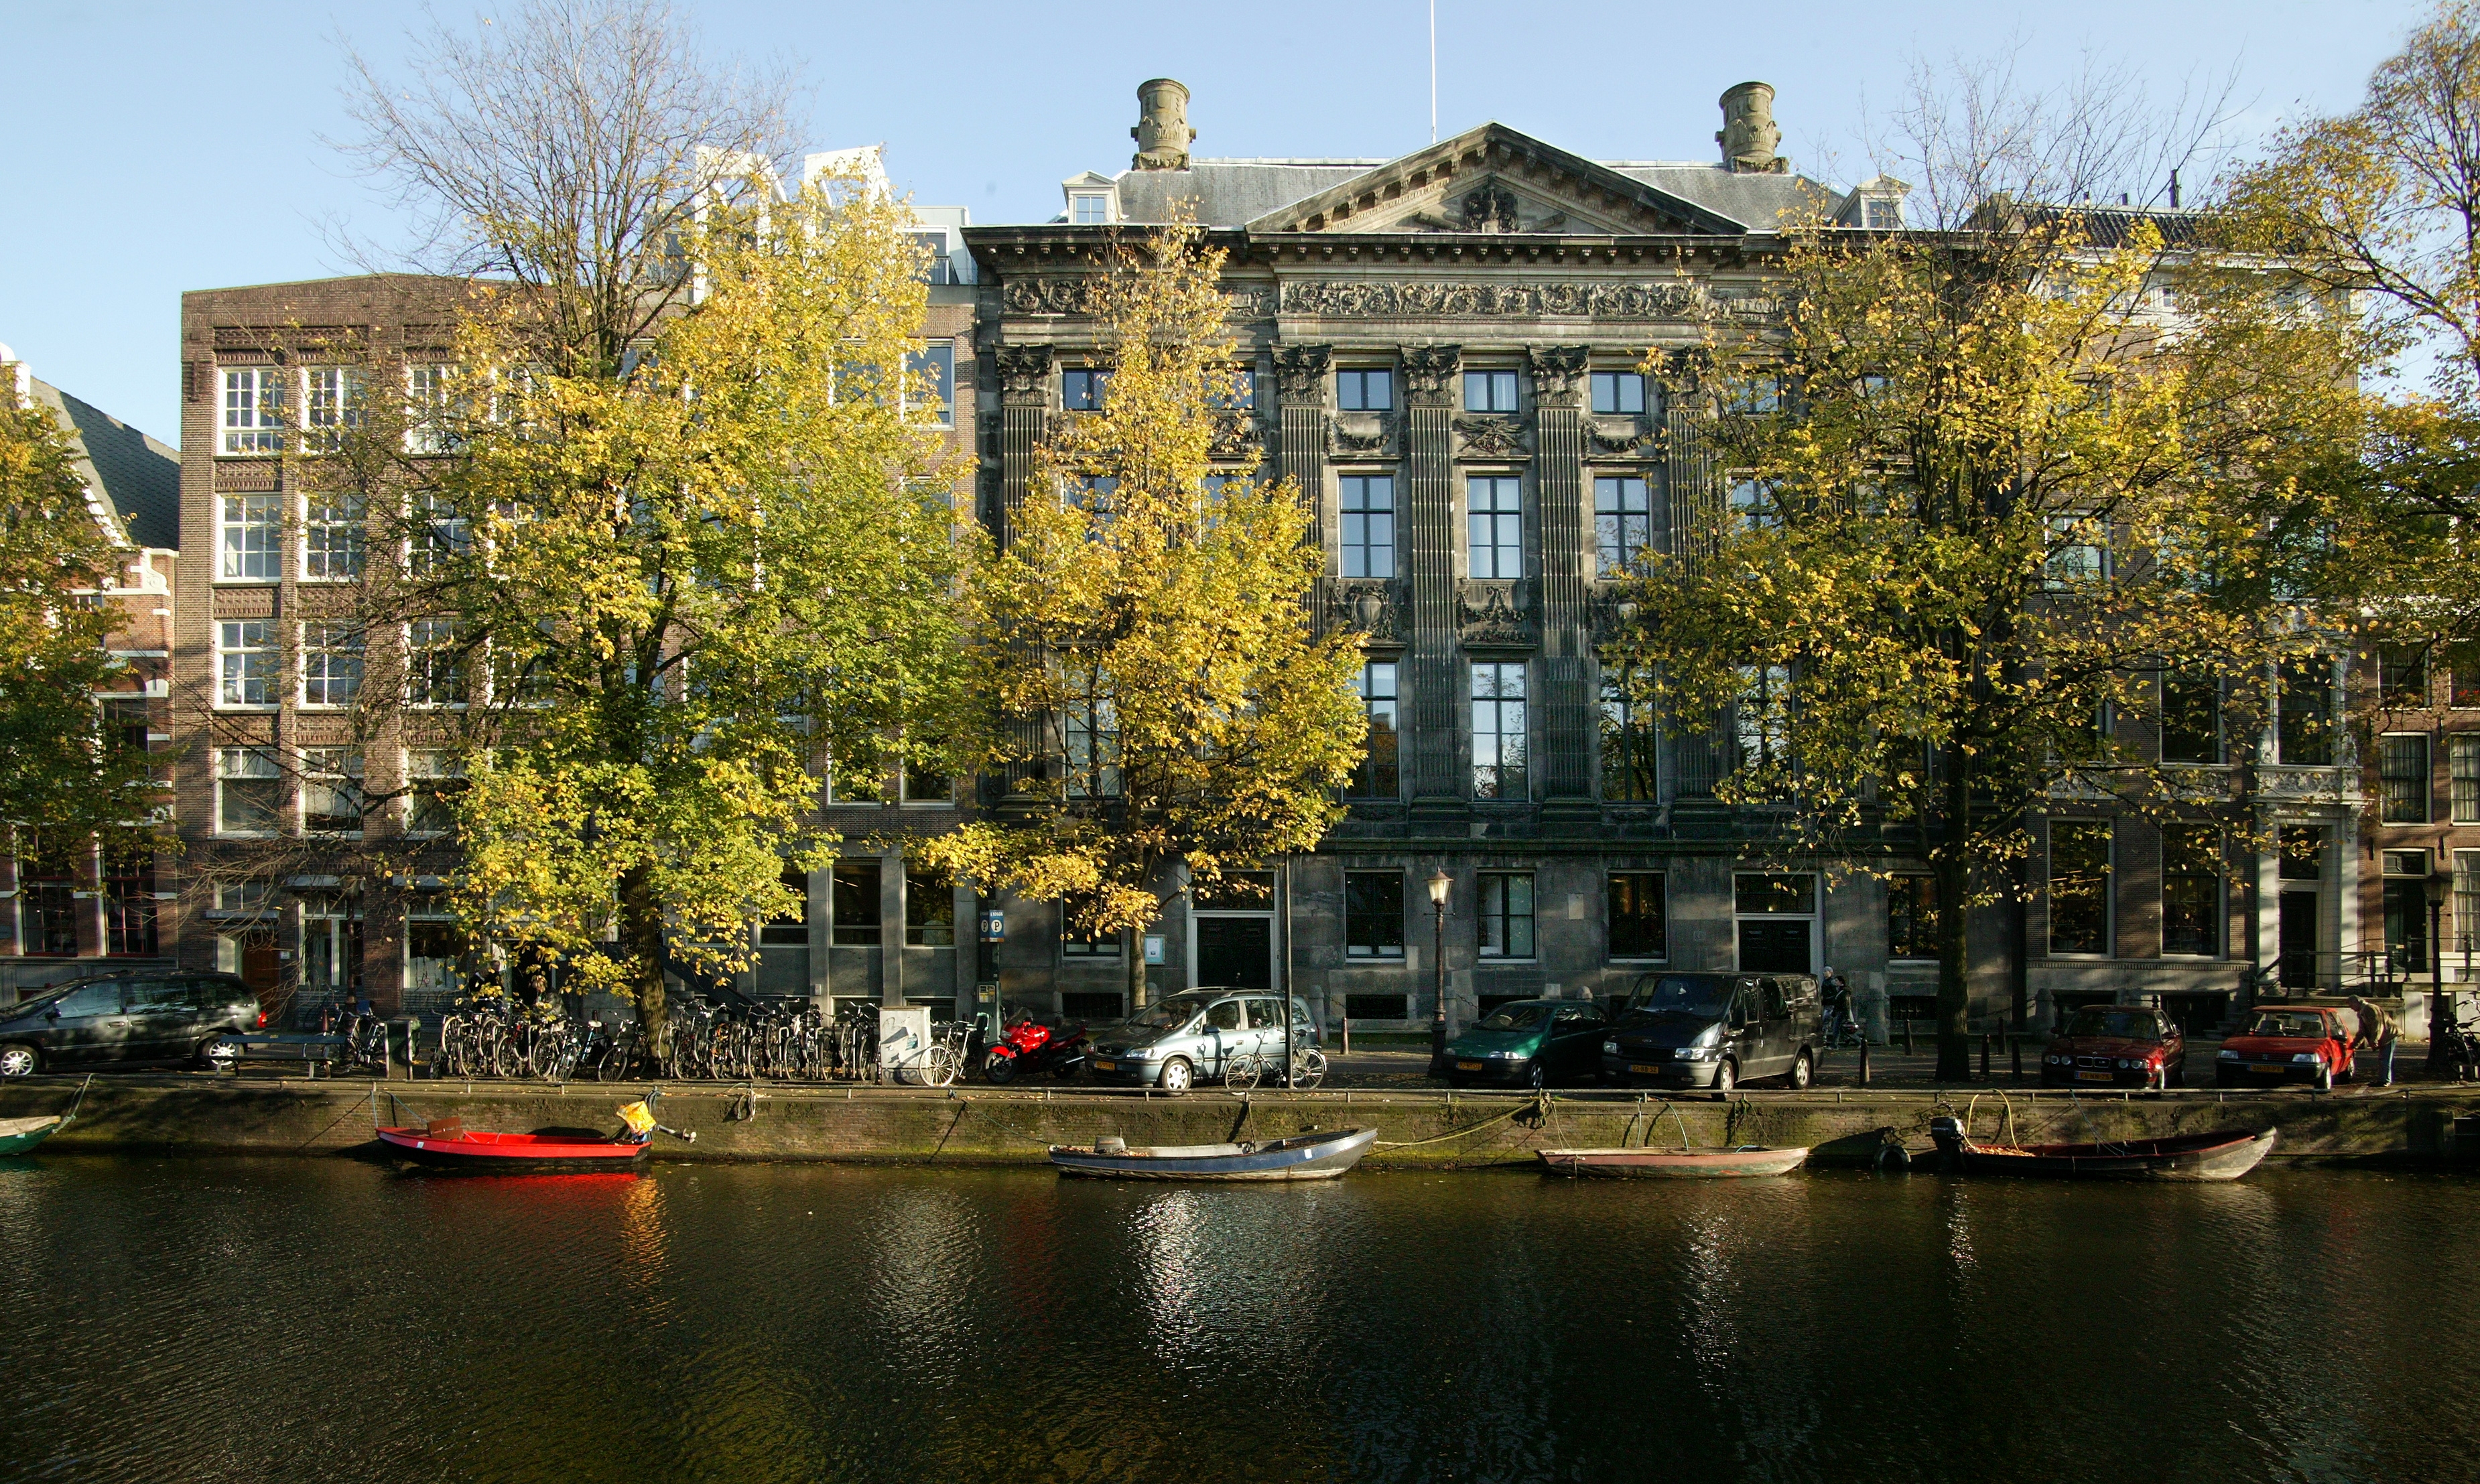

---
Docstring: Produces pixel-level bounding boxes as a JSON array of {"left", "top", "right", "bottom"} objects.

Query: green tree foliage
[
  {"left": 0, "top": 381, "right": 164, "bottom": 862},
  {"left": 1606, "top": 210, "right": 2363, "bottom": 1076},
  {"left": 2221, "top": 1, "right": 2480, "bottom": 691},
  {"left": 917, "top": 218, "right": 1364, "bottom": 1007}
]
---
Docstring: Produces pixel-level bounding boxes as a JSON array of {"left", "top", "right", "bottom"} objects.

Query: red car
[
  {"left": 2040, "top": 1004, "right": 2187, "bottom": 1089},
  {"left": 2216, "top": 1004, "right": 2355, "bottom": 1087}
]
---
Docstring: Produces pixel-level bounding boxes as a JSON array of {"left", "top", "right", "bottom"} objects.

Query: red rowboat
[
  {"left": 375, "top": 1097, "right": 688, "bottom": 1172},
  {"left": 376, "top": 1124, "right": 651, "bottom": 1171}
]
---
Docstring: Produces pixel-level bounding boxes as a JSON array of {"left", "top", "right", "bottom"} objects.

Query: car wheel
[
  {"left": 1713, "top": 1058, "right": 1737, "bottom": 1095},
  {"left": 1788, "top": 1051, "right": 1813, "bottom": 1091},
  {"left": 196, "top": 1033, "right": 242, "bottom": 1071},
  {"left": 1157, "top": 1057, "right": 1193, "bottom": 1095},
  {"left": 1527, "top": 1060, "right": 1547, "bottom": 1092},
  {"left": 0, "top": 1043, "right": 38, "bottom": 1079}
]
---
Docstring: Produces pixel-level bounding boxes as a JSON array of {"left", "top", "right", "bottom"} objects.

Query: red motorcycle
[{"left": 982, "top": 1014, "right": 1090, "bottom": 1083}]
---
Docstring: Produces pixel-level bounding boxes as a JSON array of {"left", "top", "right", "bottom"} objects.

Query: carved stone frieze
[
  {"left": 1527, "top": 346, "right": 1591, "bottom": 407},
  {"left": 1585, "top": 587, "right": 1638, "bottom": 641},
  {"left": 1004, "top": 277, "right": 1273, "bottom": 320},
  {"left": 1210, "top": 411, "right": 1270, "bottom": 458},
  {"left": 1281, "top": 280, "right": 1699, "bottom": 320},
  {"left": 1453, "top": 415, "right": 1529, "bottom": 460},
  {"left": 996, "top": 344, "right": 1055, "bottom": 405},
  {"left": 1328, "top": 580, "right": 1403, "bottom": 644},
  {"left": 1587, "top": 421, "right": 1662, "bottom": 458},
  {"left": 1330, "top": 411, "right": 1397, "bottom": 456},
  {"left": 1272, "top": 344, "right": 1333, "bottom": 402},
  {"left": 1457, "top": 580, "right": 1536, "bottom": 647},
  {"left": 1400, "top": 345, "right": 1462, "bottom": 404}
]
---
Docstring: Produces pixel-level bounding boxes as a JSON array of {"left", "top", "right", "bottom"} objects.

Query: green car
[{"left": 1443, "top": 999, "right": 1610, "bottom": 1089}]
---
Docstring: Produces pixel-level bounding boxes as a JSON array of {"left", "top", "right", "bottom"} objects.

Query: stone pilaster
[
  {"left": 1401, "top": 345, "right": 1462, "bottom": 812},
  {"left": 1665, "top": 380, "right": 1723, "bottom": 797},
  {"left": 1530, "top": 346, "right": 1592, "bottom": 805},
  {"left": 1272, "top": 345, "right": 1331, "bottom": 492},
  {"left": 994, "top": 344, "right": 1053, "bottom": 551}
]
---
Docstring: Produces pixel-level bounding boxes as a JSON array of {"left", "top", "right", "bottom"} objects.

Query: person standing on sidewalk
[{"left": 2347, "top": 994, "right": 2398, "bottom": 1088}]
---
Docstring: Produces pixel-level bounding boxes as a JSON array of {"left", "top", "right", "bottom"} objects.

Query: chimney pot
[
  {"left": 1132, "top": 78, "right": 1195, "bottom": 172},
  {"left": 1716, "top": 81, "right": 1786, "bottom": 175}
]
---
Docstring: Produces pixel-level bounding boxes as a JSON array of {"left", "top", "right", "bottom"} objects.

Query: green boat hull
[{"left": 0, "top": 1117, "right": 64, "bottom": 1157}]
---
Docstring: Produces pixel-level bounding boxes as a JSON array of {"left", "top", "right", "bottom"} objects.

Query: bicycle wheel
[
  {"left": 1291, "top": 1048, "right": 1327, "bottom": 1090},
  {"left": 919, "top": 1044, "right": 960, "bottom": 1088},
  {"left": 1224, "top": 1054, "right": 1262, "bottom": 1092}
]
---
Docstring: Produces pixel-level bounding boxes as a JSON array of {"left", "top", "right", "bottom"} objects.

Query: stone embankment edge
[{"left": 2, "top": 1078, "right": 2469, "bottom": 1168}]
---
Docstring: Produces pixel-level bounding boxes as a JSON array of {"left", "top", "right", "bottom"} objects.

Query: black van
[
  {"left": 1600, "top": 971, "right": 1824, "bottom": 1093},
  {"left": 0, "top": 973, "right": 262, "bottom": 1077}
]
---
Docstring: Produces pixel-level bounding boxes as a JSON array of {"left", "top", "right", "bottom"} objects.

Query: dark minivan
[
  {"left": 0, "top": 973, "right": 262, "bottom": 1077},
  {"left": 1600, "top": 971, "right": 1824, "bottom": 1093}
]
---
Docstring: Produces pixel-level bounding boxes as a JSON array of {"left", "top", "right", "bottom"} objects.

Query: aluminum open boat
[
  {"left": 1929, "top": 1116, "right": 2276, "bottom": 1181},
  {"left": 1537, "top": 1145, "right": 1810, "bottom": 1178},
  {"left": 1049, "top": 1127, "right": 1378, "bottom": 1181}
]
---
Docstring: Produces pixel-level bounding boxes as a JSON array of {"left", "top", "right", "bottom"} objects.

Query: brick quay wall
[{"left": 1, "top": 1077, "right": 2469, "bottom": 1167}]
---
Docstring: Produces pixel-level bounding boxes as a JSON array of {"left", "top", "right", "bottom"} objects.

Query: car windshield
[
  {"left": 7, "top": 986, "right": 74, "bottom": 1014},
  {"left": 1126, "top": 997, "right": 1208, "bottom": 1032},
  {"left": 1632, "top": 977, "right": 1732, "bottom": 1018},
  {"left": 2067, "top": 1009, "right": 2160, "bottom": 1040},
  {"left": 1477, "top": 1004, "right": 1548, "bottom": 1031},
  {"left": 2249, "top": 1012, "right": 2328, "bottom": 1038}
]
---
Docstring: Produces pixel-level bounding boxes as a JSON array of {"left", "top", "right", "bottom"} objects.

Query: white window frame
[
  {"left": 1474, "top": 871, "right": 1537, "bottom": 961},
  {"left": 406, "top": 618, "right": 471, "bottom": 710},
  {"left": 1339, "top": 474, "right": 1396, "bottom": 579},
  {"left": 298, "top": 622, "right": 364, "bottom": 709},
  {"left": 906, "top": 340, "right": 956, "bottom": 428},
  {"left": 220, "top": 366, "right": 283, "bottom": 456},
  {"left": 405, "top": 364, "right": 456, "bottom": 455},
  {"left": 301, "top": 491, "right": 365, "bottom": 582},
  {"left": 214, "top": 620, "right": 277, "bottom": 710},
  {"left": 1466, "top": 476, "right": 1524, "bottom": 580},
  {"left": 405, "top": 749, "right": 464, "bottom": 836},
  {"left": 300, "top": 746, "right": 366, "bottom": 838},
  {"left": 1070, "top": 192, "right": 1112, "bottom": 225},
  {"left": 1593, "top": 475, "right": 1652, "bottom": 578},
  {"left": 301, "top": 365, "right": 361, "bottom": 452},
  {"left": 219, "top": 492, "right": 280, "bottom": 581},
  {"left": 214, "top": 747, "right": 283, "bottom": 837}
]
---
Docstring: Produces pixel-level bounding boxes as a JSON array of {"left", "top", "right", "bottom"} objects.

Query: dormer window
[
  {"left": 1838, "top": 174, "right": 1912, "bottom": 230},
  {"left": 1060, "top": 172, "right": 1119, "bottom": 225}
]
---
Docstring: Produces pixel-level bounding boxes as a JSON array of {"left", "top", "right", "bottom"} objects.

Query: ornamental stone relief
[
  {"left": 1002, "top": 279, "right": 1276, "bottom": 320},
  {"left": 1331, "top": 411, "right": 1396, "bottom": 456},
  {"left": 1527, "top": 346, "right": 1590, "bottom": 405},
  {"left": 1453, "top": 415, "right": 1528, "bottom": 459},
  {"left": 1210, "top": 411, "right": 1270, "bottom": 458},
  {"left": 1400, "top": 346, "right": 1461, "bottom": 403},
  {"left": 1328, "top": 580, "right": 1402, "bottom": 643},
  {"left": 995, "top": 344, "right": 1055, "bottom": 405},
  {"left": 1280, "top": 280, "right": 1699, "bottom": 320},
  {"left": 1588, "top": 422, "right": 1662, "bottom": 457},
  {"left": 1458, "top": 580, "right": 1535, "bottom": 646},
  {"left": 1272, "top": 344, "right": 1333, "bottom": 402}
]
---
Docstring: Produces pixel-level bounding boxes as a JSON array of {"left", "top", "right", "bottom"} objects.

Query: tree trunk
[
  {"left": 619, "top": 864, "right": 669, "bottom": 1056},
  {"left": 1934, "top": 764, "right": 1975, "bottom": 1081},
  {"left": 1127, "top": 923, "right": 1149, "bottom": 1012}
]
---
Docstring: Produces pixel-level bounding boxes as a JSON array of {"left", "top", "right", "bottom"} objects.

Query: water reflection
[{"left": 7, "top": 1162, "right": 2480, "bottom": 1483}]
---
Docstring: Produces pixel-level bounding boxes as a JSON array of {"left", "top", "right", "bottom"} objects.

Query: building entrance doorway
[
  {"left": 1734, "top": 874, "right": 1817, "bottom": 975},
  {"left": 1195, "top": 917, "right": 1273, "bottom": 989},
  {"left": 2279, "top": 891, "right": 2320, "bottom": 990}
]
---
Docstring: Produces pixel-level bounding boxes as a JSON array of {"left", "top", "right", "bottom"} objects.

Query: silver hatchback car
[{"left": 1085, "top": 988, "right": 1320, "bottom": 1093}]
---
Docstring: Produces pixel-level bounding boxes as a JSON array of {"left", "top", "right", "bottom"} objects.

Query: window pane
[
  {"left": 216, "top": 621, "right": 275, "bottom": 707},
  {"left": 216, "top": 748, "right": 282, "bottom": 834},
  {"left": 1600, "top": 667, "right": 1655, "bottom": 801},
  {"left": 1593, "top": 476, "right": 1651, "bottom": 577},
  {"left": 2048, "top": 821, "right": 2112, "bottom": 955},
  {"left": 2278, "top": 658, "right": 2335, "bottom": 765},
  {"left": 1478, "top": 872, "right": 1535, "bottom": 957},
  {"left": 1340, "top": 475, "right": 1396, "bottom": 579},
  {"left": 2380, "top": 734, "right": 2432, "bottom": 823},
  {"left": 2381, "top": 645, "right": 2430, "bottom": 707},
  {"left": 2454, "top": 736, "right": 2480, "bottom": 825},
  {"left": 1345, "top": 872, "right": 1407, "bottom": 957},
  {"left": 1467, "top": 476, "right": 1522, "bottom": 579},
  {"left": 1338, "top": 368, "right": 1393, "bottom": 411},
  {"left": 220, "top": 493, "right": 279, "bottom": 580},
  {"left": 1590, "top": 371, "right": 1647, "bottom": 415},
  {"left": 905, "top": 867, "right": 955, "bottom": 945},
  {"left": 2160, "top": 671, "right": 2221, "bottom": 764},
  {"left": 1463, "top": 370, "right": 1518, "bottom": 412},
  {"left": 2162, "top": 825, "right": 2221, "bottom": 956},
  {"left": 1888, "top": 876, "right": 1939, "bottom": 959},
  {"left": 1350, "top": 661, "right": 1399, "bottom": 799},
  {"left": 1470, "top": 662, "right": 1527, "bottom": 799},
  {"left": 906, "top": 342, "right": 956, "bottom": 426},
  {"left": 300, "top": 623, "right": 364, "bottom": 708},
  {"left": 1608, "top": 872, "right": 1667, "bottom": 959},
  {"left": 831, "top": 859, "right": 883, "bottom": 945}
]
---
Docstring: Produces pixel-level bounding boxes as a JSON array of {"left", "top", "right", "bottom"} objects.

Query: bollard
[
  {"left": 1979, "top": 1032, "right": 1991, "bottom": 1080},
  {"left": 2010, "top": 1032, "right": 2024, "bottom": 1081},
  {"left": 1857, "top": 1039, "right": 1871, "bottom": 1087},
  {"left": 1903, "top": 1018, "right": 1915, "bottom": 1056},
  {"left": 1342, "top": 1017, "right": 1351, "bottom": 1058}
]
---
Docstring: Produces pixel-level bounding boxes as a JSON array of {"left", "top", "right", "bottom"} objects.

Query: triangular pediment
[{"left": 1245, "top": 123, "right": 1744, "bottom": 237}]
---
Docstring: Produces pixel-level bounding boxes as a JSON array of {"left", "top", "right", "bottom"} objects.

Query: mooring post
[
  {"left": 1857, "top": 1039, "right": 1871, "bottom": 1087},
  {"left": 1979, "top": 1033, "right": 1991, "bottom": 1080},
  {"left": 1903, "top": 1019, "right": 1915, "bottom": 1056}
]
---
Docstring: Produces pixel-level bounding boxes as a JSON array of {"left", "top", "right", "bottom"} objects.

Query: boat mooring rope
[{"left": 1372, "top": 1091, "right": 1551, "bottom": 1148}]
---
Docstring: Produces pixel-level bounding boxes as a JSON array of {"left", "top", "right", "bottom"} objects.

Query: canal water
[{"left": 2, "top": 1158, "right": 2475, "bottom": 1483}]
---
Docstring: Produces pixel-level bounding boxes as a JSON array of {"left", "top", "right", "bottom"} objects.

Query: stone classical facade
[{"left": 962, "top": 82, "right": 2365, "bottom": 1038}]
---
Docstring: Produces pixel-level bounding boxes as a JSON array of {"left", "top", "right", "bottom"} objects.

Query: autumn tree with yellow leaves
[{"left": 919, "top": 217, "right": 1366, "bottom": 1012}]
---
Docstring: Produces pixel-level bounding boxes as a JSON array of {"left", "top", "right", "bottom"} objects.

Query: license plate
[
  {"left": 1092, "top": 1060, "right": 1115, "bottom": 1072},
  {"left": 1457, "top": 1060, "right": 1484, "bottom": 1071},
  {"left": 1630, "top": 1063, "right": 1662, "bottom": 1075},
  {"left": 2077, "top": 1070, "right": 2113, "bottom": 1082}
]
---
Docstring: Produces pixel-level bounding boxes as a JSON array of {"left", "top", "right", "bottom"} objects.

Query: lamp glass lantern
[{"left": 1426, "top": 870, "right": 1452, "bottom": 908}]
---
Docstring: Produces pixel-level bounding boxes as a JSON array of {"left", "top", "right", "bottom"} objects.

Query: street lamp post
[
  {"left": 2428, "top": 872, "right": 2453, "bottom": 1076},
  {"left": 1427, "top": 870, "right": 1451, "bottom": 1075}
]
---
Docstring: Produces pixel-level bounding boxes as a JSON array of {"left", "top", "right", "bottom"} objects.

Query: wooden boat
[
  {"left": 1929, "top": 1115, "right": 2276, "bottom": 1181},
  {"left": 1049, "top": 1127, "right": 1378, "bottom": 1181},
  {"left": 0, "top": 1116, "right": 67, "bottom": 1158},
  {"left": 1536, "top": 1145, "right": 1810, "bottom": 1178}
]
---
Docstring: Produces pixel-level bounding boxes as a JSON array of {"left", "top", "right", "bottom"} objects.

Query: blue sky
[{"left": 0, "top": 0, "right": 2422, "bottom": 442}]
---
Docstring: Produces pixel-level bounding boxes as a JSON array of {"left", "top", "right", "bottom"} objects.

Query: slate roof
[
  {"left": 1098, "top": 142, "right": 1834, "bottom": 234},
  {"left": 29, "top": 377, "right": 180, "bottom": 549}
]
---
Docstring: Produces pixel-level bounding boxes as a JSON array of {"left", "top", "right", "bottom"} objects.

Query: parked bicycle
[{"left": 1224, "top": 1045, "right": 1328, "bottom": 1092}]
